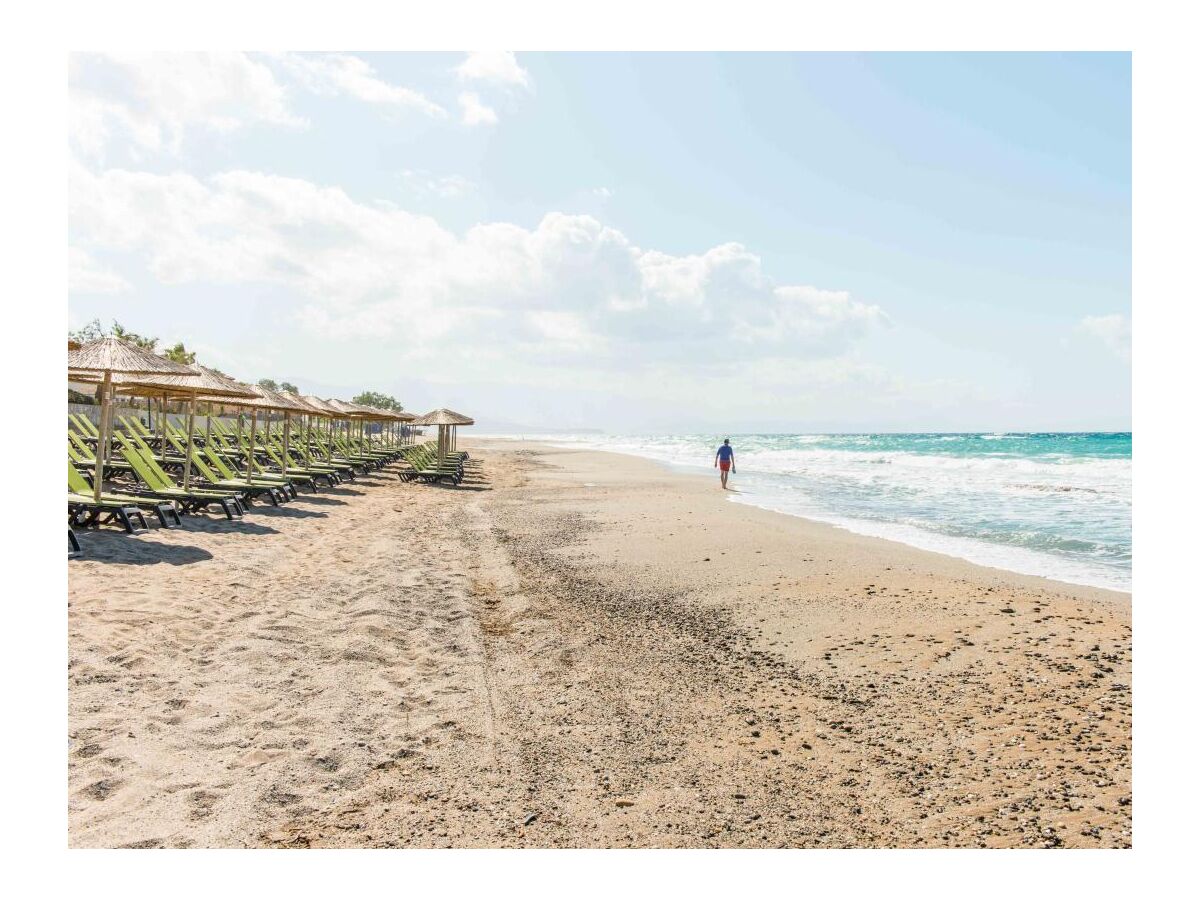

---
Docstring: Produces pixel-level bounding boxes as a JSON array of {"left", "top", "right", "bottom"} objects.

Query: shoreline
[
  {"left": 69, "top": 441, "right": 1131, "bottom": 847},
  {"left": 478, "top": 435, "right": 1132, "bottom": 596}
]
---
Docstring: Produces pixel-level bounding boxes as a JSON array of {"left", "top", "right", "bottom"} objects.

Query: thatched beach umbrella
[
  {"left": 349, "top": 402, "right": 397, "bottom": 446},
  {"left": 67, "top": 336, "right": 197, "bottom": 504},
  {"left": 249, "top": 385, "right": 311, "bottom": 474},
  {"left": 347, "top": 402, "right": 385, "bottom": 448},
  {"left": 391, "top": 409, "right": 416, "bottom": 446},
  {"left": 371, "top": 407, "right": 410, "bottom": 446},
  {"left": 281, "top": 392, "right": 325, "bottom": 462},
  {"left": 408, "top": 408, "right": 474, "bottom": 467},
  {"left": 109, "top": 367, "right": 259, "bottom": 489},
  {"left": 326, "top": 399, "right": 370, "bottom": 450},
  {"left": 384, "top": 408, "right": 415, "bottom": 446},
  {"left": 298, "top": 395, "right": 342, "bottom": 460},
  {"left": 151, "top": 373, "right": 300, "bottom": 487}
]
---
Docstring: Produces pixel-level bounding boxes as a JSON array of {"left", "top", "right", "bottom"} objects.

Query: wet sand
[{"left": 68, "top": 441, "right": 1131, "bottom": 847}]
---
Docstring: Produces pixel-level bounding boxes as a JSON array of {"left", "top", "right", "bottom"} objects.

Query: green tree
[
  {"left": 68, "top": 318, "right": 105, "bottom": 343},
  {"left": 68, "top": 318, "right": 157, "bottom": 349},
  {"left": 110, "top": 321, "right": 158, "bottom": 350},
  {"left": 162, "top": 341, "right": 196, "bottom": 365},
  {"left": 280, "top": 381, "right": 299, "bottom": 394},
  {"left": 257, "top": 378, "right": 279, "bottom": 391},
  {"left": 352, "top": 390, "right": 404, "bottom": 411}
]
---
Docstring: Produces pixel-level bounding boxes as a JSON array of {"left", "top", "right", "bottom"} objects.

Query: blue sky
[{"left": 68, "top": 52, "right": 1130, "bottom": 431}]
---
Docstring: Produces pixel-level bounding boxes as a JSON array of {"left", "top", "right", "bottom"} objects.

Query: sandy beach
[{"left": 68, "top": 441, "right": 1131, "bottom": 848}]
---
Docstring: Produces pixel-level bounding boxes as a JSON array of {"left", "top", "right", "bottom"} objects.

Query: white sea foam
[{"left": 510, "top": 432, "right": 1131, "bottom": 593}]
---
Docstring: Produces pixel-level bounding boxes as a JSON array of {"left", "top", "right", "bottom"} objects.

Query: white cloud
[
  {"left": 458, "top": 92, "right": 498, "bottom": 126},
  {"left": 400, "top": 170, "right": 476, "bottom": 199},
  {"left": 454, "top": 52, "right": 531, "bottom": 89},
  {"left": 69, "top": 52, "right": 451, "bottom": 163},
  {"left": 69, "top": 164, "right": 886, "bottom": 383},
  {"left": 68, "top": 247, "right": 132, "bottom": 294},
  {"left": 273, "top": 53, "right": 446, "bottom": 118},
  {"left": 69, "top": 52, "right": 306, "bottom": 161},
  {"left": 593, "top": 187, "right": 613, "bottom": 200},
  {"left": 1079, "top": 314, "right": 1131, "bottom": 362}
]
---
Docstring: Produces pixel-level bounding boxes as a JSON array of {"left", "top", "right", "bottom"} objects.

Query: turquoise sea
[{"left": 517, "top": 433, "right": 1132, "bottom": 592}]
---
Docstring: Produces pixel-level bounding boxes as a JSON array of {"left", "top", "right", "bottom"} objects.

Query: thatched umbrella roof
[
  {"left": 326, "top": 398, "right": 371, "bottom": 418},
  {"left": 67, "top": 336, "right": 197, "bottom": 376},
  {"left": 297, "top": 395, "right": 341, "bottom": 416},
  {"left": 356, "top": 403, "right": 402, "bottom": 421},
  {"left": 361, "top": 405, "right": 412, "bottom": 421},
  {"left": 104, "top": 365, "right": 259, "bottom": 401},
  {"left": 280, "top": 392, "right": 327, "bottom": 416},
  {"left": 408, "top": 408, "right": 474, "bottom": 426},
  {"left": 247, "top": 384, "right": 312, "bottom": 413}
]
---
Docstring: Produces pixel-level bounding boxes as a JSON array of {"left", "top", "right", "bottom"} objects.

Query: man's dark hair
[{"left": 723, "top": 438, "right": 730, "bottom": 444}]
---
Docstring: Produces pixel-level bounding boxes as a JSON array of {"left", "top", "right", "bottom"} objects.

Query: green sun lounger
[
  {"left": 67, "top": 489, "right": 150, "bottom": 534},
  {"left": 111, "top": 434, "right": 247, "bottom": 519},
  {"left": 68, "top": 460, "right": 182, "bottom": 528},
  {"left": 195, "top": 443, "right": 298, "bottom": 500}
]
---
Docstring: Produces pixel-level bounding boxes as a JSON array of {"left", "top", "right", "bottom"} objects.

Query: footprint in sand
[
  {"left": 233, "top": 748, "right": 289, "bottom": 768},
  {"left": 80, "top": 778, "right": 125, "bottom": 801}
]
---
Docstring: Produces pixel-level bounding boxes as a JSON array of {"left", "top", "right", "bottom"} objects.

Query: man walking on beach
[{"left": 714, "top": 438, "right": 736, "bottom": 489}]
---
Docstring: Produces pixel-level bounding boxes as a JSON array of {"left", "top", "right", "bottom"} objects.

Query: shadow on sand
[
  {"left": 69, "top": 532, "right": 215, "bottom": 566},
  {"left": 322, "top": 487, "right": 366, "bottom": 498},
  {"left": 290, "top": 494, "right": 348, "bottom": 506},
  {"left": 181, "top": 517, "right": 281, "bottom": 536},
  {"left": 254, "top": 505, "right": 329, "bottom": 520}
]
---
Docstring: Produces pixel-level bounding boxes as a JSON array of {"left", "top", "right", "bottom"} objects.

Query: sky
[{"left": 67, "top": 52, "right": 1131, "bottom": 432}]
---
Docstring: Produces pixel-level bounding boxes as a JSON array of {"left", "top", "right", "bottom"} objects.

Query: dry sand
[{"left": 68, "top": 441, "right": 1131, "bottom": 848}]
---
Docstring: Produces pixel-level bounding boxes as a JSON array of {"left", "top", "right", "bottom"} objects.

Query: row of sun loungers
[{"left": 67, "top": 411, "right": 458, "bottom": 555}]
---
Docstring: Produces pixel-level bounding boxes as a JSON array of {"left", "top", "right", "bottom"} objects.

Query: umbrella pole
[
  {"left": 247, "top": 409, "right": 257, "bottom": 485},
  {"left": 93, "top": 371, "right": 112, "bottom": 504},
  {"left": 183, "top": 394, "right": 197, "bottom": 490},
  {"left": 284, "top": 411, "right": 291, "bottom": 471}
]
